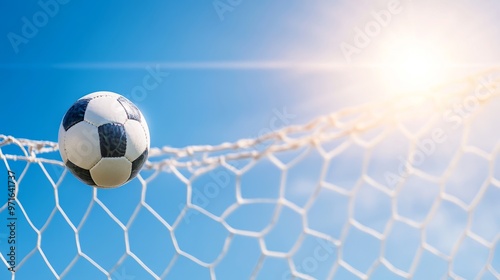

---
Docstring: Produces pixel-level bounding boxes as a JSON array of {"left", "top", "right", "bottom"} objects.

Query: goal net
[{"left": 1, "top": 70, "right": 500, "bottom": 280}]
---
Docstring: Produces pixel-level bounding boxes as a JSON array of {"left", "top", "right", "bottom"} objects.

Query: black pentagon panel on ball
[
  {"left": 117, "top": 96, "right": 141, "bottom": 121},
  {"left": 66, "top": 160, "right": 96, "bottom": 186},
  {"left": 98, "top": 123, "right": 127, "bottom": 158},
  {"left": 129, "top": 149, "right": 148, "bottom": 181},
  {"left": 62, "top": 98, "right": 91, "bottom": 131}
]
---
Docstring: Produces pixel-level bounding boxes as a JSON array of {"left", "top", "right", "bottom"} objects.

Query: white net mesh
[{"left": 1, "top": 70, "right": 500, "bottom": 279}]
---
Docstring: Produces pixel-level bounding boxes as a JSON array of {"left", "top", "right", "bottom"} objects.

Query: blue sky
[{"left": 1, "top": 0, "right": 500, "bottom": 279}]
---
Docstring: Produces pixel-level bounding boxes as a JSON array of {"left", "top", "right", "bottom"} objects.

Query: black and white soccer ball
[{"left": 58, "top": 91, "right": 150, "bottom": 188}]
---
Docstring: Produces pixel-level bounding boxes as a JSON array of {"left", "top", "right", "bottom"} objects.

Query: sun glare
[{"left": 380, "top": 38, "right": 451, "bottom": 94}]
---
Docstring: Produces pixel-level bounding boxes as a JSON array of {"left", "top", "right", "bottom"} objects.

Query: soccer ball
[{"left": 58, "top": 91, "right": 150, "bottom": 188}]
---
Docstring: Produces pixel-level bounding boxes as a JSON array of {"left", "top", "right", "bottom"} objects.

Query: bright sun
[{"left": 380, "top": 38, "right": 450, "bottom": 94}]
